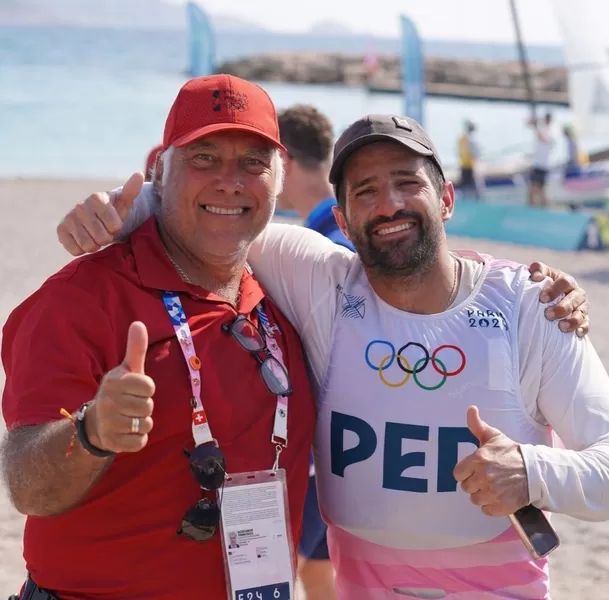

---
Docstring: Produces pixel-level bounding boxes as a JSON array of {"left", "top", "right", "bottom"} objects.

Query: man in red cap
[{"left": 1, "top": 75, "right": 316, "bottom": 599}]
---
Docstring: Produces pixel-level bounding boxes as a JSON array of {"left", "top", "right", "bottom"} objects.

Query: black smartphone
[{"left": 508, "top": 504, "right": 560, "bottom": 559}]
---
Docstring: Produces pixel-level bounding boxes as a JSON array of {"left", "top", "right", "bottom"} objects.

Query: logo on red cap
[{"left": 212, "top": 89, "right": 249, "bottom": 113}]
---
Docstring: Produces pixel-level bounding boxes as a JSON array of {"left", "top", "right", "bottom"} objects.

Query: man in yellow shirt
[{"left": 458, "top": 120, "right": 481, "bottom": 201}]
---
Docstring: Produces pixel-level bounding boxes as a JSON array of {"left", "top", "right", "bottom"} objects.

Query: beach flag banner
[
  {"left": 400, "top": 15, "right": 425, "bottom": 126},
  {"left": 187, "top": 1, "right": 216, "bottom": 77}
]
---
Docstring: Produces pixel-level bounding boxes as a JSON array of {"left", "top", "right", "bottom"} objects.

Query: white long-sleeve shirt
[
  {"left": 124, "top": 183, "right": 609, "bottom": 520},
  {"left": 249, "top": 223, "right": 609, "bottom": 521}
]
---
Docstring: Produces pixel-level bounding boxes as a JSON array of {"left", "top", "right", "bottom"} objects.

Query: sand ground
[{"left": 1, "top": 178, "right": 608, "bottom": 598}]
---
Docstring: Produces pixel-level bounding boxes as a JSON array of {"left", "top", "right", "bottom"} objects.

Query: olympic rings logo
[{"left": 365, "top": 340, "right": 467, "bottom": 390}]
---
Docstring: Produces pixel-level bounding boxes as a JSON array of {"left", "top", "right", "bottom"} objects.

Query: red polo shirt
[{"left": 1, "top": 217, "right": 316, "bottom": 600}]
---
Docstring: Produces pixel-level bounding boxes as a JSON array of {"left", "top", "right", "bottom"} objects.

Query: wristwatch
[{"left": 75, "top": 402, "right": 115, "bottom": 458}]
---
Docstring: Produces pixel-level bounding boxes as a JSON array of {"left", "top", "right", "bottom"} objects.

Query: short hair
[
  {"left": 336, "top": 157, "right": 446, "bottom": 210},
  {"left": 277, "top": 104, "right": 334, "bottom": 169}
]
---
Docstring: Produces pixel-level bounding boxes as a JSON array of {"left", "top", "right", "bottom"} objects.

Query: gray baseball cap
[{"left": 329, "top": 114, "right": 444, "bottom": 186}]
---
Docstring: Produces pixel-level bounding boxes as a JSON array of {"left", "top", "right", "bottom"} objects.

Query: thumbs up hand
[
  {"left": 57, "top": 172, "right": 145, "bottom": 256},
  {"left": 111, "top": 171, "right": 145, "bottom": 222},
  {"left": 466, "top": 405, "right": 502, "bottom": 445},
  {"left": 86, "top": 322, "right": 155, "bottom": 454},
  {"left": 453, "top": 405, "right": 529, "bottom": 517}
]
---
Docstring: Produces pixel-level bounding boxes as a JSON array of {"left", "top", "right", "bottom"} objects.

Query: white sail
[{"left": 551, "top": 0, "right": 609, "bottom": 149}]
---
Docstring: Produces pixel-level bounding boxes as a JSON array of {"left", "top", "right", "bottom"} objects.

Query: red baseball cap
[{"left": 163, "top": 74, "right": 286, "bottom": 151}]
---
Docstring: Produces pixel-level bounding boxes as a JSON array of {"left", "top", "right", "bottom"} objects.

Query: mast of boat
[{"left": 508, "top": 0, "right": 537, "bottom": 121}]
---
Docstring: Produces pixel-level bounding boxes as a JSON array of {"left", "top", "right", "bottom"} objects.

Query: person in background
[
  {"left": 528, "top": 112, "right": 556, "bottom": 207},
  {"left": 278, "top": 104, "right": 352, "bottom": 250},
  {"left": 457, "top": 120, "right": 482, "bottom": 202}
]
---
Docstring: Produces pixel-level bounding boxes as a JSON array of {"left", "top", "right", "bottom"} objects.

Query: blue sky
[{"left": 169, "top": 0, "right": 608, "bottom": 45}]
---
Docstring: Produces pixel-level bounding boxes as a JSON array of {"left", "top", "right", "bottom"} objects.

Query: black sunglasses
[
  {"left": 177, "top": 444, "right": 226, "bottom": 542},
  {"left": 222, "top": 315, "right": 293, "bottom": 396}
]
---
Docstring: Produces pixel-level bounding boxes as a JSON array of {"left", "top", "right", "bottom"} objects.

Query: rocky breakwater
[{"left": 218, "top": 53, "right": 569, "bottom": 105}]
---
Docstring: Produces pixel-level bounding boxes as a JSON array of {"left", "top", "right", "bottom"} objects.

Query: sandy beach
[{"left": 1, "top": 177, "right": 608, "bottom": 598}]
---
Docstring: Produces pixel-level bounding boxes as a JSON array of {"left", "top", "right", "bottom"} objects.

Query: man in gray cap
[
  {"left": 56, "top": 114, "right": 602, "bottom": 599},
  {"left": 248, "top": 113, "right": 609, "bottom": 600}
]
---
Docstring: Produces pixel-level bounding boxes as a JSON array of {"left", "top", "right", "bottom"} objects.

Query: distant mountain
[
  {"left": 307, "top": 20, "right": 354, "bottom": 36},
  {"left": 212, "top": 13, "right": 268, "bottom": 33},
  {"left": 0, "top": 0, "right": 268, "bottom": 31},
  {"left": 0, "top": 0, "right": 182, "bottom": 27}
]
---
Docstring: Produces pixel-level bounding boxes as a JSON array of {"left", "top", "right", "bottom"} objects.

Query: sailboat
[
  {"left": 478, "top": 0, "right": 609, "bottom": 208},
  {"left": 551, "top": 0, "right": 609, "bottom": 150}
]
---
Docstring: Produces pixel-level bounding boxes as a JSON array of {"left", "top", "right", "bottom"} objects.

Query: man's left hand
[
  {"left": 453, "top": 406, "right": 529, "bottom": 517},
  {"left": 528, "top": 261, "right": 589, "bottom": 337}
]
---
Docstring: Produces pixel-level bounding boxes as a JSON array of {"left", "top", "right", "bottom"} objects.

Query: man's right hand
[
  {"left": 86, "top": 321, "right": 155, "bottom": 454},
  {"left": 57, "top": 172, "right": 144, "bottom": 256}
]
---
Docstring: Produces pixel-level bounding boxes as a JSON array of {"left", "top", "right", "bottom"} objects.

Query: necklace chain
[
  {"left": 164, "top": 248, "right": 193, "bottom": 284},
  {"left": 444, "top": 256, "right": 460, "bottom": 311},
  {"left": 162, "top": 246, "right": 242, "bottom": 306}
]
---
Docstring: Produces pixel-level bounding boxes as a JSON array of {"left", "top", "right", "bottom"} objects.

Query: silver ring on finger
[{"left": 131, "top": 417, "right": 140, "bottom": 434}]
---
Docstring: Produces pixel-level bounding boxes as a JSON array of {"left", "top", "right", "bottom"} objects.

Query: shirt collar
[{"left": 131, "top": 216, "right": 265, "bottom": 314}]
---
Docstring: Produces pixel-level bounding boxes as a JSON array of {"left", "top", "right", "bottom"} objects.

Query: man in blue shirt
[
  {"left": 278, "top": 105, "right": 353, "bottom": 252},
  {"left": 277, "top": 104, "right": 347, "bottom": 599}
]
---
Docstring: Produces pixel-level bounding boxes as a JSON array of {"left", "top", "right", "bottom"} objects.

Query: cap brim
[
  {"left": 171, "top": 122, "right": 287, "bottom": 152},
  {"left": 329, "top": 133, "right": 434, "bottom": 185}
]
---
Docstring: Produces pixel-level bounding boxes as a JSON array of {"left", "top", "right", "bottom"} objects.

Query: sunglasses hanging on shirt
[
  {"left": 221, "top": 314, "right": 292, "bottom": 397},
  {"left": 177, "top": 444, "right": 226, "bottom": 542}
]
